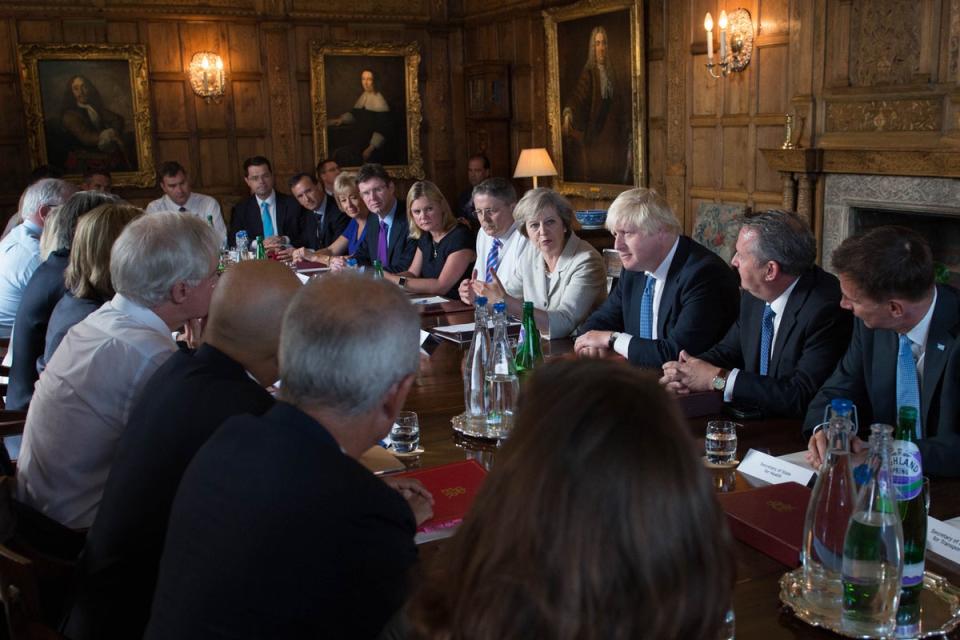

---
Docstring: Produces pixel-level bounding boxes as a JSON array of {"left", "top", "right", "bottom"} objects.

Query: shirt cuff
[
  {"left": 613, "top": 332, "right": 632, "bottom": 358},
  {"left": 723, "top": 368, "right": 740, "bottom": 403}
]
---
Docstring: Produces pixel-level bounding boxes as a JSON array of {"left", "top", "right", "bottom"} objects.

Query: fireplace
[{"left": 821, "top": 174, "right": 960, "bottom": 288}]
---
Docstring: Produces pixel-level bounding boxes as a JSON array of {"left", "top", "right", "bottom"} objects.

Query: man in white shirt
[
  {"left": 457, "top": 177, "right": 529, "bottom": 304},
  {"left": 146, "top": 161, "right": 226, "bottom": 248},
  {"left": 15, "top": 211, "right": 221, "bottom": 529},
  {"left": 0, "top": 178, "right": 75, "bottom": 338}
]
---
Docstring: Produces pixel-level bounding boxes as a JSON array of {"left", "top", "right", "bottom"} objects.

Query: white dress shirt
[
  {"left": 146, "top": 192, "right": 227, "bottom": 248},
  {"left": 15, "top": 294, "right": 177, "bottom": 529},
  {"left": 724, "top": 276, "right": 801, "bottom": 402},
  {"left": 902, "top": 286, "right": 937, "bottom": 386},
  {"left": 612, "top": 236, "right": 680, "bottom": 357},
  {"left": 0, "top": 221, "right": 42, "bottom": 338},
  {"left": 475, "top": 222, "right": 530, "bottom": 282}
]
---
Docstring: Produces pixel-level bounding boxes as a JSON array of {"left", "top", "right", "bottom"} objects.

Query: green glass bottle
[
  {"left": 372, "top": 259, "right": 385, "bottom": 279},
  {"left": 513, "top": 301, "right": 542, "bottom": 374},
  {"left": 892, "top": 405, "right": 925, "bottom": 635},
  {"left": 255, "top": 235, "right": 266, "bottom": 260}
]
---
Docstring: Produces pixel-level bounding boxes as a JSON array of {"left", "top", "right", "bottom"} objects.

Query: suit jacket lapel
[
  {"left": 921, "top": 285, "right": 958, "bottom": 429},
  {"left": 770, "top": 270, "right": 814, "bottom": 375},
  {"left": 657, "top": 236, "right": 689, "bottom": 337},
  {"left": 530, "top": 250, "right": 549, "bottom": 308},
  {"left": 740, "top": 294, "right": 763, "bottom": 372},
  {"left": 387, "top": 216, "right": 403, "bottom": 264},
  {"left": 547, "top": 236, "right": 578, "bottom": 300},
  {"left": 873, "top": 328, "right": 898, "bottom": 423}
]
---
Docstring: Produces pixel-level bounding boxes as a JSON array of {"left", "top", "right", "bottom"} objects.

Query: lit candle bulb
[
  {"left": 718, "top": 10, "right": 728, "bottom": 61},
  {"left": 215, "top": 56, "right": 224, "bottom": 92},
  {"left": 201, "top": 55, "right": 210, "bottom": 94},
  {"left": 704, "top": 12, "right": 714, "bottom": 62}
]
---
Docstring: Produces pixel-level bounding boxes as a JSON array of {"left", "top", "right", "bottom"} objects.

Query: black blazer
[
  {"left": 145, "top": 402, "right": 417, "bottom": 640},
  {"left": 353, "top": 199, "right": 416, "bottom": 273},
  {"left": 579, "top": 235, "right": 740, "bottom": 368},
  {"left": 804, "top": 284, "right": 960, "bottom": 477},
  {"left": 5, "top": 250, "right": 69, "bottom": 411},
  {"left": 66, "top": 345, "right": 275, "bottom": 640},
  {"left": 228, "top": 191, "right": 309, "bottom": 248},
  {"left": 303, "top": 194, "right": 349, "bottom": 250},
  {"left": 698, "top": 266, "right": 852, "bottom": 418}
]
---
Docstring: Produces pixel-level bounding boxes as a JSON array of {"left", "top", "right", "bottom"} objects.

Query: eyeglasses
[{"left": 476, "top": 208, "right": 502, "bottom": 219}]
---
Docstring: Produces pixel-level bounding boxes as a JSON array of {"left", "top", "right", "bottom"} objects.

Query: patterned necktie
[
  {"left": 759, "top": 304, "right": 776, "bottom": 376},
  {"left": 639, "top": 276, "right": 655, "bottom": 339},
  {"left": 260, "top": 201, "right": 274, "bottom": 237},
  {"left": 896, "top": 334, "right": 922, "bottom": 438},
  {"left": 377, "top": 219, "right": 388, "bottom": 264},
  {"left": 485, "top": 238, "right": 502, "bottom": 283}
]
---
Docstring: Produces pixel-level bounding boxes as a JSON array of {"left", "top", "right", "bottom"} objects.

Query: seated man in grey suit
[
  {"left": 145, "top": 273, "right": 433, "bottom": 639},
  {"left": 660, "top": 210, "right": 852, "bottom": 418},
  {"left": 66, "top": 260, "right": 301, "bottom": 640},
  {"left": 574, "top": 187, "right": 739, "bottom": 368},
  {"left": 805, "top": 226, "right": 960, "bottom": 477}
]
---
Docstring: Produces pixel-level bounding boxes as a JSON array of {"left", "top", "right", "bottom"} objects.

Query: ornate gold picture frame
[
  {"left": 17, "top": 43, "right": 155, "bottom": 188},
  {"left": 310, "top": 41, "right": 424, "bottom": 180},
  {"left": 544, "top": 0, "right": 645, "bottom": 199}
]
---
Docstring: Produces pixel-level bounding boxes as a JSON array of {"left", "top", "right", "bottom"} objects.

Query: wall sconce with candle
[
  {"left": 189, "top": 52, "right": 225, "bottom": 103},
  {"left": 704, "top": 8, "right": 754, "bottom": 79}
]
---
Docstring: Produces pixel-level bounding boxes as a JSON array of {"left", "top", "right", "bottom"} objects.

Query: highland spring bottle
[
  {"left": 801, "top": 399, "right": 858, "bottom": 614},
  {"left": 513, "top": 301, "right": 543, "bottom": 375},
  {"left": 841, "top": 423, "right": 904, "bottom": 637},
  {"left": 892, "top": 406, "right": 926, "bottom": 637}
]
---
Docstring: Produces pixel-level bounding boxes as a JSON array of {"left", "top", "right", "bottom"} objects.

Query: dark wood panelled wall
[{"left": 1, "top": 0, "right": 958, "bottom": 232}]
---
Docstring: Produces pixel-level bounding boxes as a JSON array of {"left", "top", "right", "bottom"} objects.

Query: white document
[
  {"left": 296, "top": 272, "right": 310, "bottom": 285},
  {"left": 434, "top": 322, "right": 476, "bottom": 334},
  {"left": 927, "top": 517, "right": 960, "bottom": 565},
  {"left": 739, "top": 448, "right": 816, "bottom": 486},
  {"left": 410, "top": 296, "right": 448, "bottom": 305}
]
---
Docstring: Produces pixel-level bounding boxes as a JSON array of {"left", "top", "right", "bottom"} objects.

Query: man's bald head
[{"left": 204, "top": 261, "right": 301, "bottom": 383}]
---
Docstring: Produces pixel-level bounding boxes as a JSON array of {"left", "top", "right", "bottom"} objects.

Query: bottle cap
[
  {"left": 830, "top": 398, "right": 854, "bottom": 416},
  {"left": 493, "top": 301, "right": 506, "bottom": 313},
  {"left": 476, "top": 296, "right": 488, "bottom": 306}
]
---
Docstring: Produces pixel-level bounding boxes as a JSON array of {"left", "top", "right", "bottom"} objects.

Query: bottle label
[
  {"left": 891, "top": 440, "right": 923, "bottom": 501},
  {"left": 902, "top": 561, "right": 925, "bottom": 588}
]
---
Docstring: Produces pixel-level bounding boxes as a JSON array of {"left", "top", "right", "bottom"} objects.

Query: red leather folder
[
  {"left": 716, "top": 481, "right": 811, "bottom": 567},
  {"left": 395, "top": 460, "right": 488, "bottom": 543}
]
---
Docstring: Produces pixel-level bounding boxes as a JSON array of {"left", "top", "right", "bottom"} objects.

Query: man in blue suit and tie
[
  {"left": 574, "top": 188, "right": 739, "bottom": 368},
  {"left": 228, "top": 156, "right": 308, "bottom": 250},
  {"left": 346, "top": 163, "right": 416, "bottom": 273},
  {"left": 659, "top": 210, "right": 852, "bottom": 419},
  {"left": 805, "top": 226, "right": 960, "bottom": 477}
]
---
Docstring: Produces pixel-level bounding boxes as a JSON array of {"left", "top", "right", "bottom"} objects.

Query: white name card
[
  {"left": 927, "top": 517, "right": 960, "bottom": 566},
  {"left": 738, "top": 448, "right": 816, "bottom": 486}
]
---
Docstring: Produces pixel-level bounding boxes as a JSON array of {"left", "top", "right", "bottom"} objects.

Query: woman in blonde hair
[
  {"left": 380, "top": 180, "right": 475, "bottom": 299},
  {"left": 42, "top": 203, "right": 143, "bottom": 368}
]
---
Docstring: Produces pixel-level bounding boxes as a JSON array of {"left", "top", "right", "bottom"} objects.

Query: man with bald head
[{"left": 64, "top": 260, "right": 301, "bottom": 640}]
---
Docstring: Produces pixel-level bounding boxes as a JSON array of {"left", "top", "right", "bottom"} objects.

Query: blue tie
[
  {"left": 896, "top": 334, "right": 922, "bottom": 438},
  {"left": 260, "top": 201, "right": 275, "bottom": 237},
  {"left": 759, "top": 304, "right": 775, "bottom": 376},
  {"left": 485, "top": 238, "right": 501, "bottom": 283},
  {"left": 639, "top": 276, "right": 655, "bottom": 339}
]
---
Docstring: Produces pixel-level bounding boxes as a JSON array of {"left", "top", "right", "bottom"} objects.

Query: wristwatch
[
  {"left": 607, "top": 332, "right": 620, "bottom": 350},
  {"left": 398, "top": 276, "right": 408, "bottom": 288},
  {"left": 712, "top": 369, "right": 729, "bottom": 391}
]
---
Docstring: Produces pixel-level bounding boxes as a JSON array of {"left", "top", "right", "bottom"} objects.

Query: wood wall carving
[
  {"left": 825, "top": 99, "right": 942, "bottom": 133},
  {"left": 849, "top": 2, "right": 922, "bottom": 87}
]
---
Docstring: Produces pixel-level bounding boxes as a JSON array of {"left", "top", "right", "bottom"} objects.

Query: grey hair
[
  {"left": 605, "top": 188, "right": 681, "bottom": 236},
  {"left": 21, "top": 178, "right": 74, "bottom": 222},
  {"left": 472, "top": 177, "right": 517, "bottom": 206},
  {"left": 49, "top": 190, "right": 122, "bottom": 252},
  {"left": 279, "top": 272, "right": 420, "bottom": 415},
  {"left": 513, "top": 187, "right": 574, "bottom": 239},
  {"left": 741, "top": 210, "right": 815, "bottom": 276},
  {"left": 110, "top": 211, "right": 220, "bottom": 307}
]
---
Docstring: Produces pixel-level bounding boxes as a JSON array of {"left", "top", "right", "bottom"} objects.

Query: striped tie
[
  {"left": 260, "top": 201, "right": 274, "bottom": 237},
  {"left": 485, "top": 238, "right": 502, "bottom": 283},
  {"left": 639, "top": 276, "right": 655, "bottom": 339},
  {"left": 896, "top": 334, "right": 922, "bottom": 438},
  {"left": 759, "top": 304, "right": 775, "bottom": 376}
]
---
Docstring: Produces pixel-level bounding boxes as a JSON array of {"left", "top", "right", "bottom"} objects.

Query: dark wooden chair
[
  {"left": 0, "top": 414, "right": 26, "bottom": 478},
  {"left": 0, "top": 544, "right": 65, "bottom": 640}
]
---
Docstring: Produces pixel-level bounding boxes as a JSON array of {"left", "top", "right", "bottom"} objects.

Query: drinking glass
[
  {"left": 705, "top": 421, "right": 739, "bottom": 465},
  {"left": 390, "top": 411, "right": 420, "bottom": 454}
]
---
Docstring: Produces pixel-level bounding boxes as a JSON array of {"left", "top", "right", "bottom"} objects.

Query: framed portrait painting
[
  {"left": 17, "top": 43, "right": 155, "bottom": 188},
  {"left": 544, "top": 0, "right": 645, "bottom": 199},
  {"left": 310, "top": 41, "right": 424, "bottom": 180}
]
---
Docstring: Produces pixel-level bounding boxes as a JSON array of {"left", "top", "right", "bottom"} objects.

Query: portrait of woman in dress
[{"left": 327, "top": 68, "right": 396, "bottom": 166}]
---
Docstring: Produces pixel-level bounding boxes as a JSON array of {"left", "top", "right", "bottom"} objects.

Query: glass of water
[
  {"left": 705, "top": 421, "right": 739, "bottom": 465},
  {"left": 390, "top": 411, "right": 420, "bottom": 454}
]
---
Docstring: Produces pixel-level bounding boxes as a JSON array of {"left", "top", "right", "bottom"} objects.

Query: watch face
[{"left": 712, "top": 376, "right": 725, "bottom": 391}]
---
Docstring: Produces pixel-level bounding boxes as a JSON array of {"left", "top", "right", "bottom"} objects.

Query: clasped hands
[
  {"left": 382, "top": 476, "right": 434, "bottom": 526},
  {"left": 458, "top": 268, "right": 506, "bottom": 306},
  {"left": 659, "top": 350, "right": 721, "bottom": 396}
]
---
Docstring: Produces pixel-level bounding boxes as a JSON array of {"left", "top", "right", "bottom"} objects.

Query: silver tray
[
  {"left": 779, "top": 567, "right": 960, "bottom": 638},
  {"left": 451, "top": 413, "right": 509, "bottom": 441}
]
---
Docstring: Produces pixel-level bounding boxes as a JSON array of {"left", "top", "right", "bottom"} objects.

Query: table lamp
[{"left": 513, "top": 148, "right": 558, "bottom": 189}]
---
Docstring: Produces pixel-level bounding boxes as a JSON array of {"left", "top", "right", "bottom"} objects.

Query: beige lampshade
[{"left": 513, "top": 148, "right": 558, "bottom": 179}]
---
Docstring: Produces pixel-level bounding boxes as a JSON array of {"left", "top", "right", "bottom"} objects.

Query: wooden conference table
[{"left": 399, "top": 302, "right": 960, "bottom": 639}]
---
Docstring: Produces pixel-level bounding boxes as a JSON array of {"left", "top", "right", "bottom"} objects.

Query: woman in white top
[{"left": 470, "top": 187, "right": 606, "bottom": 339}]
